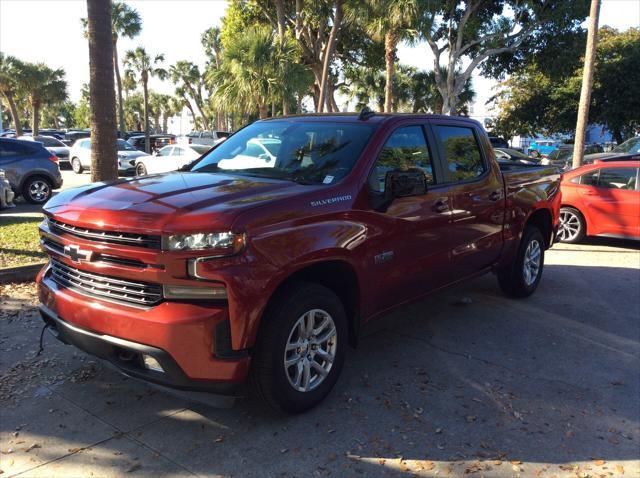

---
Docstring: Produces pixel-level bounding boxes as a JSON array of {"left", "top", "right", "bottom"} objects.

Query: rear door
[
  {"left": 431, "top": 122, "right": 504, "bottom": 278},
  {"left": 364, "top": 123, "right": 453, "bottom": 312},
  {"left": 579, "top": 166, "right": 639, "bottom": 237}
]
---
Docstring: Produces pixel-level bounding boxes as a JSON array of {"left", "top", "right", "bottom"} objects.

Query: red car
[
  {"left": 558, "top": 161, "right": 639, "bottom": 243},
  {"left": 37, "top": 113, "right": 561, "bottom": 413}
]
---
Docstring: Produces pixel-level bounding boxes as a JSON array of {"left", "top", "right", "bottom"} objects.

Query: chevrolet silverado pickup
[{"left": 37, "top": 113, "right": 561, "bottom": 413}]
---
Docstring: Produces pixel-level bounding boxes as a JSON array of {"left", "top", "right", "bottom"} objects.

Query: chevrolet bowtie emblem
[{"left": 63, "top": 244, "right": 93, "bottom": 263}]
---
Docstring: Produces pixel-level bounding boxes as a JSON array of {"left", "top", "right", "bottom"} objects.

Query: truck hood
[{"left": 43, "top": 172, "right": 309, "bottom": 234}]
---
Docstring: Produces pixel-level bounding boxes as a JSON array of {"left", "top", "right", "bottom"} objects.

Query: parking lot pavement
[{"left": 1, "top": 240, "right": 638, "bottom": 477}]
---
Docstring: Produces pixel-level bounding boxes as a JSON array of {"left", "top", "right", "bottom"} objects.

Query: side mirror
[
  {"left": 386, "top": 171, "right": 427, "bottom": 197},
  {"left": 370, "top": 170, "right": 427, "bottom": 212}
]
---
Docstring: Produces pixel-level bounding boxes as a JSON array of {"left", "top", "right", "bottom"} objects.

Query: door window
[
  {"left": 368, "top": 125, "right": 434, "bottom": 194},
  {"left": 435, "top": 125, "right": 486, "bottom": 182},
  {"left": 598, "top": 168, "right": 637, "bottom": 190},
  {"left": 158, "top": 147, "right": 173, "bottom": 157},
  {"left": 172, "top": 147, "right": 183, "bottom": 156},
  {"left": 578, "top": 168, "right": 637, "bottom": 190}
]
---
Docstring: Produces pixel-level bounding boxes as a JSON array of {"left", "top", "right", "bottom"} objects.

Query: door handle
[
  {"left": 488, "top": 190, "right": 503, "bottom": 201},
  {"left": 432, "top": 198, "right": 449, "bottom": 213}
]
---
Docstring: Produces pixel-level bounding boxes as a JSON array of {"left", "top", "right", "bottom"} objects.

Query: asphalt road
[{"left": 0, "top": 240, "right": 639, "bottom": 477}]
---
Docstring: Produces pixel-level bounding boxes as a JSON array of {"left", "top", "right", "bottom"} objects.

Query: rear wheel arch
[
  {"left": 258, "top": 260, "right": 361, "bottom": 349},
  {"left": 525, "top": 208, "right": 553, "bottom": 248}
]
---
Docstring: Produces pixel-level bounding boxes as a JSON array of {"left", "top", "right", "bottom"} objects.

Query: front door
[
  {"left": 432, "top": 123, "right": 505, "bottom": 278},
  {"left": 364, "top": 124, "right": 453, "bottom": 314}
]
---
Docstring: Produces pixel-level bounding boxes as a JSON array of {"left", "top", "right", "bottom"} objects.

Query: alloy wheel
[
  {"left": 558, "top": 210, "right": 581, "bottom": 242},
  {"left": 283, "top": 309, "right": 337, "bottom": 393},
  {"left": 523, "top": 239, "right": 541, "bottom": 286},
  {"left": 28, "top": 179, "right": 50, "bottom": 202}
]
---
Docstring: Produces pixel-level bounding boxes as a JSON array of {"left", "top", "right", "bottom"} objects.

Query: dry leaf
[
  {"left": 510, "top": 460, "right": 522, "bottom": 465},
  {"left": 594, "top": 460, "right": 605, "bottom": 466},
  {"left": 493, "top": 460, "right": 502, "bottom": 466},
  {"left": 615, "top": 465, "right": 625, "bottom": 474},
  {"left": 26, "top": 443, "right": 41, "bottom": 452}
]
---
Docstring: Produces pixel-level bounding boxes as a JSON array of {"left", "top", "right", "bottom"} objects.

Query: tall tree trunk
[
  {"left": 572, "top": 0, "right": 601, "bottom": 169},
  {"left": 384, "top": 29, "right": 397, "bottom": 113},
  {"left": 87, "top": 0, "right": 118, "bottom": 182},
  {"left": 275, "top": 0, "right": 286, "bottom": 40},
  {"left": 258, "top": 101, "right": 268, "bottom": 119},
  {"left": 143, "top": 77, "right": 150, "bottom": 153},
  {"left": 3, "top": 93, "right": 22, "bottom": 136},
  {"left": 31, "top": 101, "right": 40, "bottom": 136},
  {"left": 162, "top": 114, "right": 169, "bottom": 134},
  {"left": 113, "top": 38, "right": 125, "bottom": 138},
  {"left": 317, "top": 0, "right": 343, "bottom": 112},
  {"left": 186, "top": 85, "right": 208, "bottom": 128}
]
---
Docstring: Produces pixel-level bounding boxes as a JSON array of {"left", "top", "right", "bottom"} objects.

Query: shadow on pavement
[{"left": 1, "top": 262, "right": 638, "bottom": 477}]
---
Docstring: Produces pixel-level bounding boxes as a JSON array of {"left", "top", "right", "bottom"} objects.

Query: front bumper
[{"left": 37, "top": 267, "right": 251, "bottom": 393}]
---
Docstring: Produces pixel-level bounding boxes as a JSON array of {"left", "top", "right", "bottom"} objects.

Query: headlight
[{"left": 164, "top": 231, "right": 245, "bottom": 254}]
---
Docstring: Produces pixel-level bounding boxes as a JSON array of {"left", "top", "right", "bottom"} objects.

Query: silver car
[
  {"left": 0, "top": 138, "right": 63, "bottom": 204},
  {"left": 69, "top": 138, "right": 150, "bottom": 174}
]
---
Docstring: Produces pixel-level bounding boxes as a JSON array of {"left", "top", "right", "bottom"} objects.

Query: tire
[
  {"left": 497, "top": 225, "right": 545, "bottom": 298},
  {"left": 22, "top": 175, "right": 53, "bottom": 204},
  {"left": 250, "top": 281, "right": 348, "bottom": 414},
  {"left": 71, "top": 157, "right": 83, "bottom": 174},
  {"left": 136, "top": 163, "right": 147, "bottom": 176},
  {"left": 557, "top": 207, "right": 586, "bottom": 244}
]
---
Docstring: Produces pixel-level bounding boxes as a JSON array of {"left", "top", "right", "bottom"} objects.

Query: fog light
[
  {"left": 163, "top": 284, "right": 227, "bottom": 300},
  {"left": 142, "top": 354, "right": 164, "bottom": 372}
]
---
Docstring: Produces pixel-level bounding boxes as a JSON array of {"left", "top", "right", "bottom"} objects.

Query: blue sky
[{"left": 1, "top": 0, "right": 638, "bottom": 111}]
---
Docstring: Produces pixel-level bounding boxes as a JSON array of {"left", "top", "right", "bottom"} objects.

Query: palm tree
[
  {"left": 353, "top": 0, "right": 419, "bottom": 112},
  {"left": 18, "top": 62, "right": 67, "bottom": 136},
  {"left": 0, "top": 53, "right": 25, "bottom": 135},
  {"left": 82, "top": 2, "right": 141, "bottom": 138},
  {"left": 169, "top": 61, "right": 208, "bottom": 127},
  {"left": 85, "top": 0, "right": 118, "bottom": 181},
  {"left": 124, "top": 47, "right": 167, "bottom": 153}
]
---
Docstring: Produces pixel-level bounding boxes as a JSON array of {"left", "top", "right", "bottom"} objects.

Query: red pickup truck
[{"left": 37, "top": 113, "right": 561, "bottom": 413}]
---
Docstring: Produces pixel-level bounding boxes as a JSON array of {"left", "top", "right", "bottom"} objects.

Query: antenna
[{"left": 358, "top": 106, "right": 376, "bottom": 121}]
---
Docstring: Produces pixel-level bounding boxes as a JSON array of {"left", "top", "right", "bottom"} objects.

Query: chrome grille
[
  {"left": 48, "top": 218, "right": 161, "bottom": 249},
  {"left": 49, "top": 258, "right": 162, "bottom": 307}
]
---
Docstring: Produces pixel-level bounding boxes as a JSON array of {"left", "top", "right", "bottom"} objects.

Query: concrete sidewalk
[{"left": 1, "top": 241, "right": 638, "bottom": 477}]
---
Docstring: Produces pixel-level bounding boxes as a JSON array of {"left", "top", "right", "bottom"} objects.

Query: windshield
[
  {"left": 613, "top": 137, "right": 640, "bottom": 154},
  {"left": 190, "top": 120, "right": 376, "bottom": 185},
  {"left": 36, "top": 136, "right": 64, "bottom": 147},
  {"left": 117, "top": 139, "right": 136, "bottom": 151}
]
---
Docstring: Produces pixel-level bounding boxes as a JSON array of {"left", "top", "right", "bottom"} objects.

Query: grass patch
[{"left": 0, "top": 217, "right": 45, "bottom": 268}]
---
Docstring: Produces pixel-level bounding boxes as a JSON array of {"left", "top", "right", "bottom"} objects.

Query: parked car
[
  {"left": 135, "top": 144, "right": 210, "bottom": 175},
  {"left": 185, "top": 130, "right": 231, "bottom": 146},
  {"left": 494, "top": 147, "right": 539, "bottom": 165},
  {"left": 0, "top": 169, "right": 15, "bottom": 208},
  {"left": 127, "top": 134, "right": 177, "bottom": 154},
  {"left": 18, "top": 135, "right": 71, "bottom": 166},
  {"left": 69, "top": 138, "right": 149, "bottom": 174},
  {"left": 37, "top": 113, "right": 560, "bottom": 413},
  {"left": 64, "top": 130, "right": 91, "bottom": 146},
  {"left": 542, "top": 144, "right": 604, "bottom": 170},
  {"left": 0, "top": 138, "right": 62, "bottom": 204},
  {"left": 489, "top": 136, "right": 509, "bottom": 149},
  {"left": 216, "top": 137, "right": 280, "bottom": 169},
  {"left": 557, "top": 160, "right": 639, "bottom": 243},
  {"left": 528, "top": 140, "right": 561, "bottom": 158},
  {"left": 582, "top": 137, "right": 640, "bottom": 165}
]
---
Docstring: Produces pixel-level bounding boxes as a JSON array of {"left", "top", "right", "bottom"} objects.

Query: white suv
[{"left": 184, "top": 130, "right": 230, "bottom": 146}]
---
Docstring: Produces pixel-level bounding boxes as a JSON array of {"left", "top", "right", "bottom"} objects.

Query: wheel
[
  {"left": 71, "top": 157, "right": 83, "bottom": 174},
  {"left": 22, "top": 176, "right": 53, "bottom": 204},
  {"left": 136, "top": 163, "right": 148, "bottom": 176},
  {"left": 250, "top": 282, "right": 348, "bottom": 413},
  {"left": 497, "top": 225, "right": 545, "bottom": 298},
  {"left": 557, "top": 207, "right": 585, "bottom": 243}
]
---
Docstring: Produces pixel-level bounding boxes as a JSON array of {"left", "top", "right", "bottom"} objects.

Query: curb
[{"left": 0, "top": 263, "right": 46, "bottom": 284}]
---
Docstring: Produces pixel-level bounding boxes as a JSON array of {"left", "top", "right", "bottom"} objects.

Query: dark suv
[
  {"left": 127, "top": 134, "right": 176, "bottom": 153},
  {"left": 0, "top": 138, "right": 63, "bottom": 204}
]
